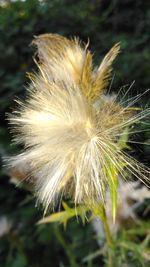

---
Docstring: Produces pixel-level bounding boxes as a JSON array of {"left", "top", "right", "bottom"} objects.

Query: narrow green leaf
[
  {"left": 118, "top": 127, "right": 130, "bottom": 150},
  {"left": 106, "top": 162, "right": 118, "bottom": 223}
]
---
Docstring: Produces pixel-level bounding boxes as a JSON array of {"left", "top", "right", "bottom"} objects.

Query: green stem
[
  {"left": 102, "top": 207, "right": 114, "bottom": 267},
  {"left": 102, "top": 207, "right": 113, "bottom": 248},
  {"left": 53, "top": 225, "right": 78, "bottom": 267},
  {"left": 92, "top": 204, "right": 114, "bottom": 267}
]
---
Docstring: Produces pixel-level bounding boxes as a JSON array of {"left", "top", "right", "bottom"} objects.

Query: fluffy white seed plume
[{"left": 8, "top": 34, "right": 150, "bottom": 212}]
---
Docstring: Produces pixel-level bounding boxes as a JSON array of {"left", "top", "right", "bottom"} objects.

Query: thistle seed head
[{"left": 8, "top": 34, "right": 150, "bottom": 213}]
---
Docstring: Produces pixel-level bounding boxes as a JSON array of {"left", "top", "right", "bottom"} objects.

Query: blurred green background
[{"left": 0, "top": 1, "right": 150, "bottom": 267}]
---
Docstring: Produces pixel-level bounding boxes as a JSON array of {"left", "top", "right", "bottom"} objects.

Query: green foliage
[
  {"left": 38, "top": 202, "right": 88, "bottom": 227},
  {"left": 0, "top": 1, "right": 150, "bottom": 267},
  {"left": 82, "top": 220, "right": 150, "bottom": 267},
  {"left": 106, "top": 160, "right": 118, "bottom": 223}
]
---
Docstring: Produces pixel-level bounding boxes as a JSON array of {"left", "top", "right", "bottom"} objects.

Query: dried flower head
[{"left": 8, "top": 34, "right": 150, "bottom": 212}]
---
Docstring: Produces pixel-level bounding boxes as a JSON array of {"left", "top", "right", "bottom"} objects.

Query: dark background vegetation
[{"left": 0, "top": 1, "right": 150, "bottom": 266}]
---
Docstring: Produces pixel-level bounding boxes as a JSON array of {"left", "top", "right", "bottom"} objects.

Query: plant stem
[
  {"left": 102, "top": 207, "right": 113, "bottom": 248},
  {"left": 53, "top": 224, "right": 78, "bottom": 267},
  {"left": 92, "top": 204, "right": 114, "bottom": 267},
  {"left": 102, "top": 207, "right": 114, "bottom": 267}
]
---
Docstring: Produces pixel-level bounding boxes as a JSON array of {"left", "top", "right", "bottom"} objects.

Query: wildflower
[{"left": 8, "top": 34, "right": 149, "bottom": 212}]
